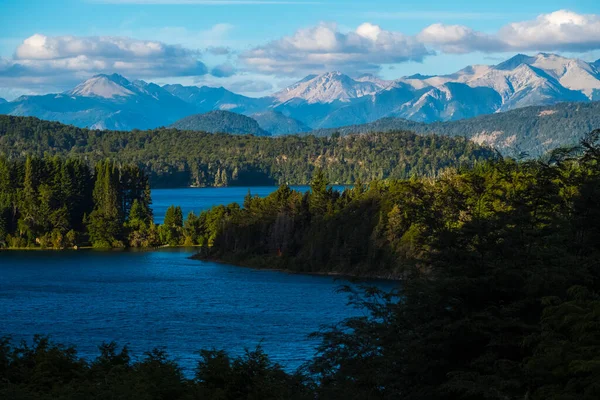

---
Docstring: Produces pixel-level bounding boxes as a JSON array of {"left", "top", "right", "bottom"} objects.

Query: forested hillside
[
  {"left": 311, "top": 101, "right": 600, "bottom": 157},
  {"left": 0, "top": 157, "right": 156, "bottom": 248},
  {"left": 169, "top": 110, "right": 271, "bottom": 136},
  {"left": 0, "top": 115, "right": 495, "bottom": 187},
  {"left": 3, "top": 132, "right": 600, "bottom": 399},
  {"left": 188, "top": 131, "right": 600, "bottom": 398}
]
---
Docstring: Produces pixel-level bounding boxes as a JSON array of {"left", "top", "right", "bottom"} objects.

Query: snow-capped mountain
[
  {"left": 0, "top": 74, "right": 195, "bottom": 130},
  {"left": 67, "top": 74, "right": 136, "bottom": 98},
  {"left": 1, "top": 53, "right": 599, "bottom": 132},
  {"left": 273, "top": 71, "right": 383, "bottom": 104},
  {"left": 298, "top": 53, "right": 600, "bottom": 126},
  {"left": 399, "top": 53, "right": 598, "bottom": 108}
]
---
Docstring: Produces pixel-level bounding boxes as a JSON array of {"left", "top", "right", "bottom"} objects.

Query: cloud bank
[
  {"left": 420, "top": 10, "right": 600, "bottom": 53},
  {"left": 2, "top": 9, "right": 600, "bottom": 95},
  {"left": 241, "top": 10, "right": 600, "bottom": 76},
  {"left": 0, "top": 34, "right": 211, "bottom": 92},
  {"left": 240, "top": 22, "right": 432, "bottom": 76}
]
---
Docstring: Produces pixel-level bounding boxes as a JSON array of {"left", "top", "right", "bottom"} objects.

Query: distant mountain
[
  {"left": 0, "top": 74, "right": 195, "bottom": 130},
  {"left": 310, "top": 101, "right": 600, "bottom": 157},
  {"left": 1, "top": 53, "right": 600, "bottom": 134},
  {"left": 398, "top": 53, "right": 596, "bottom": 109},
  {"left": 251, "top": 110, "right": 311, "bottom": 135},
  {"left": 163, "top": 84, "right": 270, "bottom": 114},
  {"left": 169, "top": 110, "right": 271, "bottom": 136},
  {"left": 272, "top": 71, "right": 383, "bottom": 104},
  {"left": 0, "top": 98, "right": 7, "bottom": 105},
  {"left": 268, "top": 53, "right": 600, "bottom": 128}
]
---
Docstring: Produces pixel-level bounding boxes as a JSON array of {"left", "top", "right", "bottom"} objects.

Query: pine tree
[{"left": 309, "top": 168, "right": 330, "bottom": 215}]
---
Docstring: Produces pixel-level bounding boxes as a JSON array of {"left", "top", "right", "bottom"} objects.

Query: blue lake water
[
  {"left": 0, "top": 186, "right": 392, "bottom": 373},
  {"left": 151, "top": 185, "right": 348, "bottom": 224}
]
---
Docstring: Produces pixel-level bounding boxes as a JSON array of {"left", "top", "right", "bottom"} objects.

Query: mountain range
[{"left": 0, "top": 53, "right": 599, "bottom": 137}]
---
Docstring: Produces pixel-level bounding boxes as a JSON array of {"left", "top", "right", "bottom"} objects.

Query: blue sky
[{"left": 1, "top": 0, "right": 600, "bottom": 99}]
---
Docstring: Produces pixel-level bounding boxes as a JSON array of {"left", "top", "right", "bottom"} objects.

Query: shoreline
[
  {"left": 192, "top": 253, "right": 402, "bottom": 282},
  {"left": 0, "top": 246, "right": 401, "bottom": 282},
  {"left": 0, "top": 244, "right": 203, "bottom": 252}
]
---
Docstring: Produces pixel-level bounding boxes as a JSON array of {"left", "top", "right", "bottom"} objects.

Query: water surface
[
  {"left": 151, "top": 185, "right": 348, "bottom": 223},
  {"left": 1, "top": 186, "right": 390, "bottom": 373}
]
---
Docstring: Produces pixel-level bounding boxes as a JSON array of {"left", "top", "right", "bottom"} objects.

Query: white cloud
[
  {"left": 500, "top": 10, "right": 600, "bottom": 51},
  {"left": 238, "top": 9, "right": 600, "bottom": 78},
  {"left": 0, "top": 34, "right": 216, "bottom": 92},
  {"left": 240, "top": 22, "right": 432, "bottom": 76},
  {"left": 419, "top": 10, "right": 600, "bottom": 53},
  {"left": 418, "top": 24, "right": 505, "bottom": 54}
]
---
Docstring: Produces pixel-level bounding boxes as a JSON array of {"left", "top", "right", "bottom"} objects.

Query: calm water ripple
[{"left": 0, "top": 187, "right": 393, "bottom": 373}]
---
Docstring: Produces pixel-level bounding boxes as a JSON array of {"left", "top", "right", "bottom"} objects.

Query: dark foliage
[
  {"left": 0, "top": 115, "right": 496, "bottom": 188},
  {"left": 311, "top": 101, "right": 600, "bottom": 157}
]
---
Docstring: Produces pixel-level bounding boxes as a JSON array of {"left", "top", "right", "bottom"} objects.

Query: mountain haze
[
  {"left": 1, "top": 53, "right": 599, "bottom": 136},
  {"left": 251, "top": 110, "right": 311, "bottom": 135}
]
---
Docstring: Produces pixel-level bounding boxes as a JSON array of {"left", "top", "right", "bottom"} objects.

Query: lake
[
  {"left": 0, "top": 186, "right": 393, "bottom": 373},
  {"left": 151, "top": 185, "right": 348, "bottom": 223}
]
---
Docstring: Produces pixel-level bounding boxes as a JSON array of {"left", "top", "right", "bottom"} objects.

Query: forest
[
  {"left": 309, "top": 100, "right": 600, "bottom": 157},
  {"left": 0, "top": 115, "right": 495, "bottom": 187},
  {"left": 2, "top": 130, "right": 600, "bottom": 398},
  {"left": 0, "top": 156, "right": 163, "bottom": 249}
]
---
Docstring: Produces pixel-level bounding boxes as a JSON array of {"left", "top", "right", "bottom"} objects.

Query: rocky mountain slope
[
  {"left": 310, "top": 101, "right": 600, "bottom": 157},
  {"left": 1, "top": 53, "right": 599, "bottom": 133}
]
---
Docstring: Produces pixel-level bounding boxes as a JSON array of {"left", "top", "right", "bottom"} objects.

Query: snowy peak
[
  {"left": 67, "top": 74, "right": 135, "bottom": 99},
  {"left": 274, "top": 71, "right": 382, "bottom": 104},
  {"left": 495, "top": 54, "right": 537, "bottom": 70},
  {"left": 398, "top": 52, "right": 600, "bottom": 102},
  {"left": 492, "top": 53, "right": 600, "bottom": 99}
]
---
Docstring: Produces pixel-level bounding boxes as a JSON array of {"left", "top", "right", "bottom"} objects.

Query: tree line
[
  {"left": 2, "top": 131, "right": 600, "bottom": 398},
  {"left": 0, "top": 115, "right": 496, "bottom": 188},
  {"left": 0, "top": 156, "right": 159, "bottom": 249}
]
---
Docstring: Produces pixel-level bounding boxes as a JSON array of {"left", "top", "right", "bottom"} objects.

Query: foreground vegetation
[
  {"left": 0, "top": 115, "right": 495, "bottom": 187},
  {"left": 2, "top": 120, "right": 600, "bottom": 397},
  {"left": 2, "top": 127, "right": 600, "bottom": 400},
  {"left": 191, "top": 131, "right": 599, "bottom": 398},
  {"left": 0, "top": 337, "right": 313, "bottom": 400}
]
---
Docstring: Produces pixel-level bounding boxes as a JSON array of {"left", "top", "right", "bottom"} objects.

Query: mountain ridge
[{"left": 1, "top": 53, "right": 600, "bottom": 133}]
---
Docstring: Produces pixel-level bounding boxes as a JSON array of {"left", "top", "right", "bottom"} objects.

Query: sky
[{"left": 0, "top": 0, "right": 600, "bottom": 99}]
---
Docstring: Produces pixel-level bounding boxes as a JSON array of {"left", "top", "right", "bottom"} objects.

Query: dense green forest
[
  {"left": 2, "top": 131, "right": 600, "bottom": 399},
  {"left": 0, "top": 115, "right": 495, "bottom": 187},
  {"left": 311, "top": 100, "right": 600, "bottom": 157},
  {"left": 0, "top": 156, "right": 172, "bottom": 249},
  {"left": 169, "top": 110, "right": 271, "bottom": 136}
]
